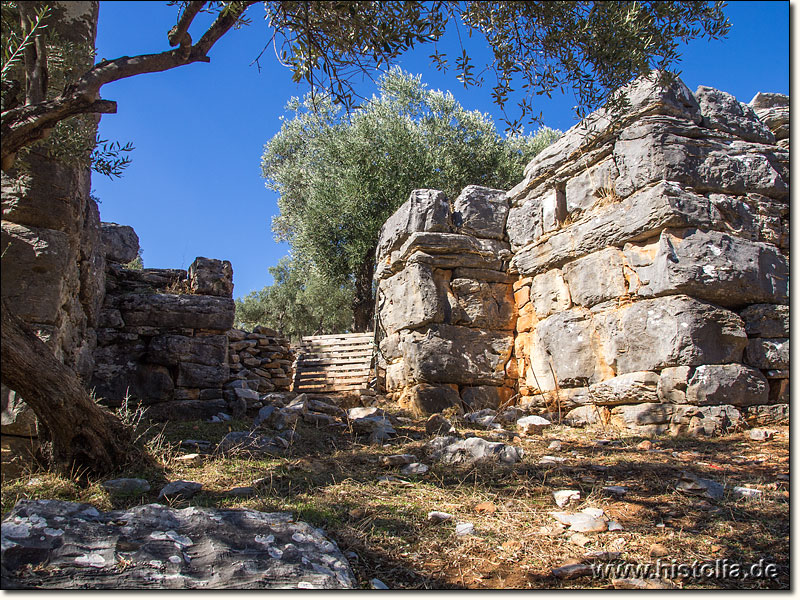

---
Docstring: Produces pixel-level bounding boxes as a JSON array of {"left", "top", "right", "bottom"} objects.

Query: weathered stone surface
[
  {"left": 564, "top": 405, "right": 610, "bottom": 427},
  {"left": 147, "top": 334, "right": 228, "bottom": 367},
  {"left": 749, "top": 92, "right": 789, "bottom": 140},
  {"left": 657, "top": 366, "right": 691, "bottom": 403},
  {"left": 102, "top": 478, "right": 151, "bottom": 496},
  {"left": 597, "top": 296, "right": 747, "bottom": 373},
  {"left": 429, "top": 436, "right": 523, "bottom": 465},
  {"left": 461, "top": 386, "right": 512, "bottom": 411},
  {"left": 376, "top": 189, "right": 452, "bottom": 263},
  {"left": 695, "top": 85, "right": 775, "bottom": 144},
  {"left": 740, "top": 304, "right": 789, "bottom": 338},
  {"left": 612, "top": 402, "right": 673, "bottom": 426},
  {"left": 744, "top": 338, "right": 788, "bottom": 370},
  {"left": 517, "top": 73, "right": 702, "bottom": 191},
  {"left": 685, "top": 364, "right": 769, "bottom": 407},
  {"left": 1, "top": 500, "right": 355, "bottom": 589},
  {"left": 506, "top": 194, "right": 543, "bottom": 251},
  {"left": 100, "top": 223, "right": 139, "bottom": 264},
  {"left": 562, "top": 248, "right": 627, "bottom": 308},
  {"left": 564, "top": 157, "right": 620, "bottom": 216},
  {"left": 1, "top": 386, "right": 37, "bottom": 437},
  {"left": 402, "top": 325, "right": 513, "bottom": 386},
  {"left": 670, "top": 404, "right": 742, "bottom": 436},
  {"left": 527, "top": 309, "right": 603, "bottom": 386},
  {"left": 676, "top": 472, "right": 723, "bottom": 501},
  {"left": 91, "top": 362, "right": 174, "bottom": 407},
  {"left": 116, "top": 293, "right": 235, "bottom": 331},
  {"left": 589, "top": 371, "right": 660, "bottom": 405},
  {"left": 744, "top": 403, "right": 788, "bottom": 426},
  {"left": 517, "top": 415, "right": 551, "bottom": 435},
  {"left": 511, "top": 182, "right": 718, "bottom": 277},
  {"left": 176, "top": 362, "right": 228, "bottom": 389},
  {"left": 452, "top": 185, "right": 508, "bottom": 240},
  {"left": 613, "top": 117, "right": 787, "bottom": 199},
  {"left": 158, "top": 480, "right": 203, "bottom": 500},
  {"left": 378, "top": 263, "right": 446, "bottom": 334},
  {"left": 530, "top": 269, "right": 571, "bottom": 318},
  {"left": 449, "top": 278, "right": 515, "bottom": 330},
  {"left": 1, "top": 223, "right": 71, "bottom": 324},
  {"left": 633, "top": 229, "right": 788, "bottom": 306},
  {"left": 187, "top": 257, "right": 234, "bottom": 298},
  {"left": 400, "top": 384, "right": 460, "bottom": 415}
]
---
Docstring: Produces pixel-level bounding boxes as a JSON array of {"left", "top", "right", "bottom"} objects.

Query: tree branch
[
  {"left": 168, "top": 0, "right": 206, "bottom": 48},
  {"left": 1, "top": 1, "right": 256, "bottom": 169}
]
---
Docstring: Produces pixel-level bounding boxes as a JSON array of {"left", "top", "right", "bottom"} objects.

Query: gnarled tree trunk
[
  {"left": 1, "top": 297, "right": 139, "bottom": 475},
  {"left": 352, "top": 250, "right": 376, "bottom": 332}
]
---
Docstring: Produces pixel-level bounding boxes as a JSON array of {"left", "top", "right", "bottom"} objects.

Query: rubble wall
[
  {"left": 92, "top": 235, "right": 292, "bottom": 421},
  {"left": 377, "top": 74, "right": 789, "bottom": 434}
]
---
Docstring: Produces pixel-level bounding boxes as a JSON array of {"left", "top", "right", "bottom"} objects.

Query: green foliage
[
  {"left": 252, "top": 1, "right": 728, "bottom": 130},
  {"left": 1, "top": 1, "right": 133, "bottom": 177},
  {"left": 262, "top": 68, "right": 560, "bottom": 307},
  {"left": 235, "top": 255, "right": 353, "bottom": 340},
  {"left": 124, "top": 248, "right": 144, "bottom": 271}
]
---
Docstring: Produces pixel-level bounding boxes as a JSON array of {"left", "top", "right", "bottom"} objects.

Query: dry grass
[{"left": 0, "top": 411, "right": 789, "bottom": 590}]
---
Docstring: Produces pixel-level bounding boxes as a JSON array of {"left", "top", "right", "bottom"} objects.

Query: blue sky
[{"left": 92, "top": 1, "right": 790, "bottom": 299}]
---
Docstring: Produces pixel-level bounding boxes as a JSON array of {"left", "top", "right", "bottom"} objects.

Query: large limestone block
[
  {"left": 402, "top": 325, "right": 513, "bottom": 386},
  {"left": 188, "top": 257, "right": 234, "bottom": 298},
  {"left": 506, "top": 193, "right": 543, "bottom": 251},
  {"left": 1, "top": 500, "right": 356, "bottom": 589},
  {"left": 400, "top": 383, "right": 461, "bottom": 415},
  {"left": 740, "top": 304, "right": 789, "bottom": 338},
  {"left": 517, "top": 73, "right": 701, "bottom": 191},
  {"left": 613, "top": 117, "right": 788, "bottom": 199},
  {"left": 597, "top": 295, "right": 747, "bottom": 373},
  {"left": 708, "top": 193, "right": 788, "bottom": 248},
  {"left": 100, "top": 222, "right": 139, "bottom": 264},
  {"left": 148, "top": 334, "right": 228, "bottom": 367},
  {"left": 1, "top": 222, "right": 70, "bottom": 324},
  {"left": 695, "top": 85, "right": 775, "bottom": 145},
  {"left": 564, "top": 157, "right": 620, "bottom": 216},
  {"left": 528, "top": 309, "right": 604, "bottom": 387},
  {"left": 611, "top": 403, "right": 673, "bottom": 435},
  {"left": 449, "top": 278, "right": 515, "bottom": 330},
  {"left": 452, "top": 185, "right": 508, "bottom": 240},
  {"left": 633, "top": 228, "right": 788, "bottom": 307},
  {"left": 685, "top": 364, "right": 769, "bottom": 407},
  {"left": 510, "top": 182, "right": 718, "bottom": 276},
  {"left": 670, "top": 404, "right": 742, "bottom": 436},
  {"left": 749, "top": 92, "right": 789, "bottom": 140},
  {"left": 1, "top": 156, "right": 91, "bottom": 232},
  {"left": 378, "top": 262, "right": 447, "bottom": 334},
  {"left": 744, "top": 338, "right": 789, "bottom": 369},
  {"left": 376, "top": 189, "right": 452, "bottom": 263},
  {"left": 530, "top": 269, "right": 571, "bottom": 318},
  {"left": 91, "top": 362, "right": 174, "bottom": 407},
  {"left": 176, "top": 362, "right": 229, "bottom": 389},
  {"left": 657, "top": 366, "right": 691, "bottom": 403},
  {"left": 116, "top": 293, "right": 235, "bottom": 331},
  {"left": 588, "top": 371, "right": 660, "bottom": 406},
  {"left": 562, "top": 248, "right": 628, "bottom": 308},
  {"left": 461, "top": 386, "right": 513, "bottom": 410},
  {"left": 380, "top": 233, "right": 509, "bottom": 276}
]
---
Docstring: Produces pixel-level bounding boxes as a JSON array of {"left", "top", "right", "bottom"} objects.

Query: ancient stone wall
[
  {"left": 374, "top": 187, "right": 517, "bottom": 414},
  {"left": 92, "top": 234, "right": 293, "bottom": 421},
  {"left": 376, "top": 74, "right": 789, "bottom": 434}
]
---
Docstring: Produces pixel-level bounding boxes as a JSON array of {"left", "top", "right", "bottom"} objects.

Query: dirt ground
[{"left": 1, "top": 398, "right": 789, "bottom": 589}]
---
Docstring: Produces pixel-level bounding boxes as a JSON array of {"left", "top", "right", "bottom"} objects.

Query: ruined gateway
[{"left": 1, "top": 74, "right": 789, "bottom": 453}]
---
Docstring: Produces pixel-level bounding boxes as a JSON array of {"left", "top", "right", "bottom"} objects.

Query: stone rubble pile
[{"left": 375, "top": 73, "right": 789, "bottom": 435}]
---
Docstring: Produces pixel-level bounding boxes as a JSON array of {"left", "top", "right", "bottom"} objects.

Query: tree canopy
[{"left": 262, "top": 68, "right": 561, "bottom": 331}]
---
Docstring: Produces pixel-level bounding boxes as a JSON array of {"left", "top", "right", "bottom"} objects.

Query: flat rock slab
[{"left": 1, "top": 500, "right": 356, "bottom": 589}]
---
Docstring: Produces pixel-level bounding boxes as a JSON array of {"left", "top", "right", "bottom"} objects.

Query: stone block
[
  {"left": 685, "top": 364, "right": 769, "bottom": 407},
  {"left": 657, "top": 366, "right": 691, "bottom": 403},
  {"left": 744, "top": 403, "right": 788, "bottom": 426},
  {"left": 670, "top": 404, "right": 742, "bottom": 436},
  {"left": 695, "top": 85, "right": 775, "bottom": 144},
  {"left": 376, "top": 189, "right": 452, "bottom": 264},
  {"left": 506, "top": 194, "right": 543, "bottom": 251},
  {"left": 769, "top": 378, "right": 789, "bottom": 404},
  {"left": 588, "top": 371, "right": 660, "bottom": 405},
  {"left": 400, "top": 383, "right": 461, "bottom": 415},
  {"left": 100, "top": 222, "right": 139, "bottom": 264},
  {"left": 611, "top": 402, "right": 674, "bottom": 426},
  {"left": 188, "top": 257, "right": 234, "bottom": 297},
  {"left": 744, "top": 338, "right": 789, "bottom": 369},
  {"left": 452, "top": 185, "right": 508, "bottom": 240},
  {"left": 377, "top": 262, "right": 446, "bottom": 334},
  {"left": 148, "top": 334, "right": 227, "bottom": 367},
  {"left": 461, "top": 386, "right": 513, "bottom": 411},
  {"left": 449, "top": 278, "right": 515, "bottom": 330},
  {"left": 176, "top": 362, "right": 229, "bottom": 389},
  {"left": 633, "top": 228, "right": 788, "bottom": 307},
  {"left": 511, "top": 182, "right": 718, "bottom": 277},
  {"left": 565, "top": 157, "right": 619, "bottom": 216},
  {"left": 562, "top": 248, "right": 628, "bottom": 308},
  {"left": 117, "top": 293, "right": 235, "bottom": 331},
  {"left": 740, "top": 304, "right": 789, "bottom": 338},
  {"left": 528, "top": 309, "right": 603, "bottom": 387},
  {"left": 530, "top": 269, "right": 571, "bottom": 318},
  {"left": 1, "top": 386, "right": 37, "bottom": 437},
  {"left": 402, "top": 325, "right": 513, "bottom": 386},
  {"left": 749, "top": 92, "right": 789, "bottom": 140},
  {"left": 598, "top": 296, "right": 747, "bottom": 373}
]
